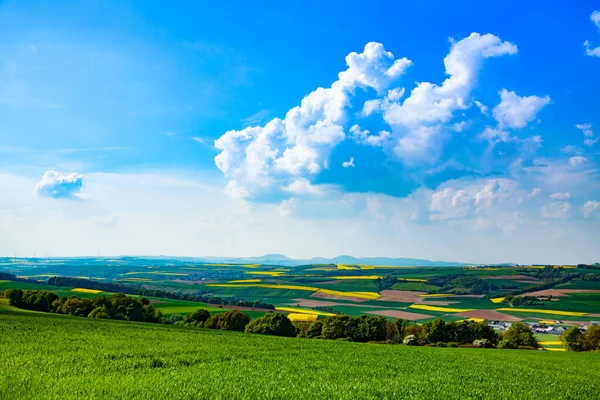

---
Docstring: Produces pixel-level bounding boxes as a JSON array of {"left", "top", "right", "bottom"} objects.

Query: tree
[
  {"left": 582, "top": 325, "right": 600, "bottom": 351},
  {"left": 299, "top": 320, "right": 323, "bottom": 339},
  {"left": 88, "top": 306, "right": 111, "bottom": 319},
  {"left": 499, "top": 322, "right": 539, "bottom": 349},
  {"left": 561, "top": 326, "right": 584, "bottom": 351},
  {"left": 205, "top": 310, "right": 251, "bottom": 332},
  {"left": 245, "top": 313, "right": 298, "bottom": 337},
  {"left": 420, "top": 319, "right": 449, "bottom": 344},
  {"left": 183, "top": 309, "right": 211, "bottom": 327}
]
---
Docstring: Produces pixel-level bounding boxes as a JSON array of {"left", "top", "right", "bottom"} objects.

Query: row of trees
[
  {"left": 179, "top": 308, "right": 539, "bottom": 350},
  {"left": 47, "top": 277, "right": 275, "bottom": 309},
  {"left": 561, "top": 325, "right": 600, "bottom": 352},
  {"left": 3, "top": 289, "right": 162, "bottom": 323}
]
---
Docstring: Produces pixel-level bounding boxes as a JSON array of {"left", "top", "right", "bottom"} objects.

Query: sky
[{"left": 1, "top": 1, "right": 600, "bottom": 264}]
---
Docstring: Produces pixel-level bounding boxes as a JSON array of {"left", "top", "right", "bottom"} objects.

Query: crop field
[
  {"left": 1, "top": 311, "right": 599, "bottom": 399},
  {"left": 1, "top": 258, "right": 599, "bottom": 324}
]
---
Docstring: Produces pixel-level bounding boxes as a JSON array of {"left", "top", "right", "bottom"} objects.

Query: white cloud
[
  {"left": 166, "top": 131, "right": 176, "bottom": 136},
  {"left": 569, "top": 156, "right": 587, "bottom": 167},
  {"left": 30, "top": 45, "right": 37, "bottom": 52},
  {"left": 549, "top": 192, "right": 571, "bottom": 200},
  {"left": 430, "top": 188, "right": 472, "bottom": 220},
  {"left": 576, "top": 123, "right": 598, "bottom": 147},
  {"left": 429, "top": 178, "right": 520, "bottom": 221},
  {"left": 282, "top": 179, "right": 326, "bottom": 196},
  {"left": 214, "top": 42, "right": 411, "bottom": 198},
  {"left": 474, "top": 100, "right": 488, "bottom": 115},
  {"left": 342, "top": 157, "right": 355, "bottom": 168},
  {"left": 582, "top": 200, "right": 600, "bottom": 218},
  {"left": 528, "top": 188, "right": 541, "bottom": 198},
  {"left": 492, "top": 89, "right": 550, "bottom": 129},
  {"left": 223, "top": 180, "right": 250, "bottom": 200},
  {"left": 474, "top": 179, "right": 500, "bottom": 213},
  {"left": 541, "top": 201, "right": 572, "bottom": 219},
  {"left": 349, "top": 124, "right": 391, "bottom": 147},
  {"left": 584, "top": 11, "right": 600, "bottom": 57},
  {"left": 377, "top": 33, "right": 517, "bottom": 163},
  {"left": 34, "top": 170, "right": 85, "bottom": 200},
  {"left": 192, "top": 137, "right": 207, "bottom": 145}
]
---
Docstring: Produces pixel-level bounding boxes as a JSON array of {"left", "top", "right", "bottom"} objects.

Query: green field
[{"left": 1, "top": 310, "right": 599, "bottom": 399}]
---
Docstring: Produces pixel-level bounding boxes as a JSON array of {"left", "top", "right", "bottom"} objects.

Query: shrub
[
  {"left": 473, "top": 339, "right": 492, "bottom": 348},
  {"left": 403, "top": 334, "right": 419, "bottom": 346}
]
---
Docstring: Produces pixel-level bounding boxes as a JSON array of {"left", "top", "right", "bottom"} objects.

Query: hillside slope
[{"left": 0, "top": 311, "right": 599, "bottom": 399}]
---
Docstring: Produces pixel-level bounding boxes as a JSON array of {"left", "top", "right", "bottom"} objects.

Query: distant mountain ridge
[{"left": 177, "top": 254, "right": 472, "bottom": 267}]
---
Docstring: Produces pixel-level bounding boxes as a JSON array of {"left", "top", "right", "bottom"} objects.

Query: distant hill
[{"left": 175, "top": 254, "right": 472, "bottom": 267}]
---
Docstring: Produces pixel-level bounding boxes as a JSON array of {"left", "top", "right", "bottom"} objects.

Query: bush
[
  {"left": 583, "top": 325, "right": 600, "bottom": 351},
  {"left": 473, "top": 339, "right": 492, "bottom": 348},
  {"left": 245, "top": 313, "right": 298, "bottom": 337},
  {"left": 403, "top": 334, "right": 419, "bottom": 346}
]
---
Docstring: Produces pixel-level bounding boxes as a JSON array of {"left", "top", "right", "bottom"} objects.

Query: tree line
[
  {"left": 47, "top": 276, "right": 275, "bottom": 309},
  {"left": 3, "top": 289, "right": 162, "bottom": 323}
]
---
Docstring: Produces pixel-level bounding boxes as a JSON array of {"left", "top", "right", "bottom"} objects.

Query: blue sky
[{"left": 1, "top": 1, "right": 599, "bottom": 263}]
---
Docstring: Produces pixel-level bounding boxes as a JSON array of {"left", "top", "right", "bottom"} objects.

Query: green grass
[
  {"left": 391, "top": 282, "right": 441, "bottom": 292},
  {"left": 555, "top": 281, "right": 600, "bottom": 290},
  {"left": 1, "top": 311, "right": 599, "bottom": 399}
]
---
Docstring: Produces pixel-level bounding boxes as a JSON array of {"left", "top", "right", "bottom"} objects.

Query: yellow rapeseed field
[
  {"left": 71, "top": 288, "right": 103, "bottom": 294},
  {"left": 495, "top": 308, "right": 588, "bottom": 317},
  {"left": 337, "top": 264, "right": 360, "bottom": 270},
  {"left": 539, "top": 341, "right": 562, "bottom": 345},
  {"left": 331, "top": 276, "right": 382, "bottom": 280},
  {"left": 538, "top": 320, "right": 557, "bottom": 324},
  {"left": 409, "top": 304, "right": 474, "bottom": 313},
  {"left": 543, "top": 348, "right": 566, "bottom": 352},
  {"left": 205, "top": 283, "right": 381, "bottom": 300},
  {"left": 491, "top": 297, "right": 505, "bottom": 303},
  {"left": 245, "top": 271, "right": 285, "bottom": 276},
  {"left": 275, "top": 307, "right": 335, "bottom": 316},
  {"left": 287, "top": 313, "right": 318, "bottom": 322}
]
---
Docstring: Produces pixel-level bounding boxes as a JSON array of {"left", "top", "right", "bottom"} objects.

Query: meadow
[{"left": 1, "top": 310, "right": 599, "bottom": 399}]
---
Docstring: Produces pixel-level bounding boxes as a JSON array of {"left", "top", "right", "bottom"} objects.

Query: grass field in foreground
[{"left": 1, "top": 311, "right": 599, "bottom": 399}]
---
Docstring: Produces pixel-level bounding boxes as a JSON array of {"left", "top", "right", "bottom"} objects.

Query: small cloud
[
  {"left": 192, "top": 137, "right": 205, "bottom": 144},
  {"left": 584, "top": 11, "right": 600, "bottom": 57},
  {"left": 474, "top": 100, "right": 488, "bottom": 115},
  {"left": 342, "top": 157, "right": 355, "bottom": 168},
  {"left": 34, "top": 170, "right": 86, "bottom": 200},
  {"left": 541, "top": 201, "right": 571, "bottom": 219},
  {"left": 568, "top": 156, "right": 587, "bottom": 167},
  {"left": 582, "top": 200, "right": 600, "bottom": 219},
  {"left": 30, "top": 45, "right": 37, "bottom": 52},
  {"left": 528, "top": 188, "right": 541, "bottom": 198},
  {"left": 575, "top": 123, "right": 598, "bottom": 147},
  {"left": 549, "top": 192, "right": 571, "bottom": 200},
  {"left": 166, "top": 131, "right": 177, "bottom": 137}
]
